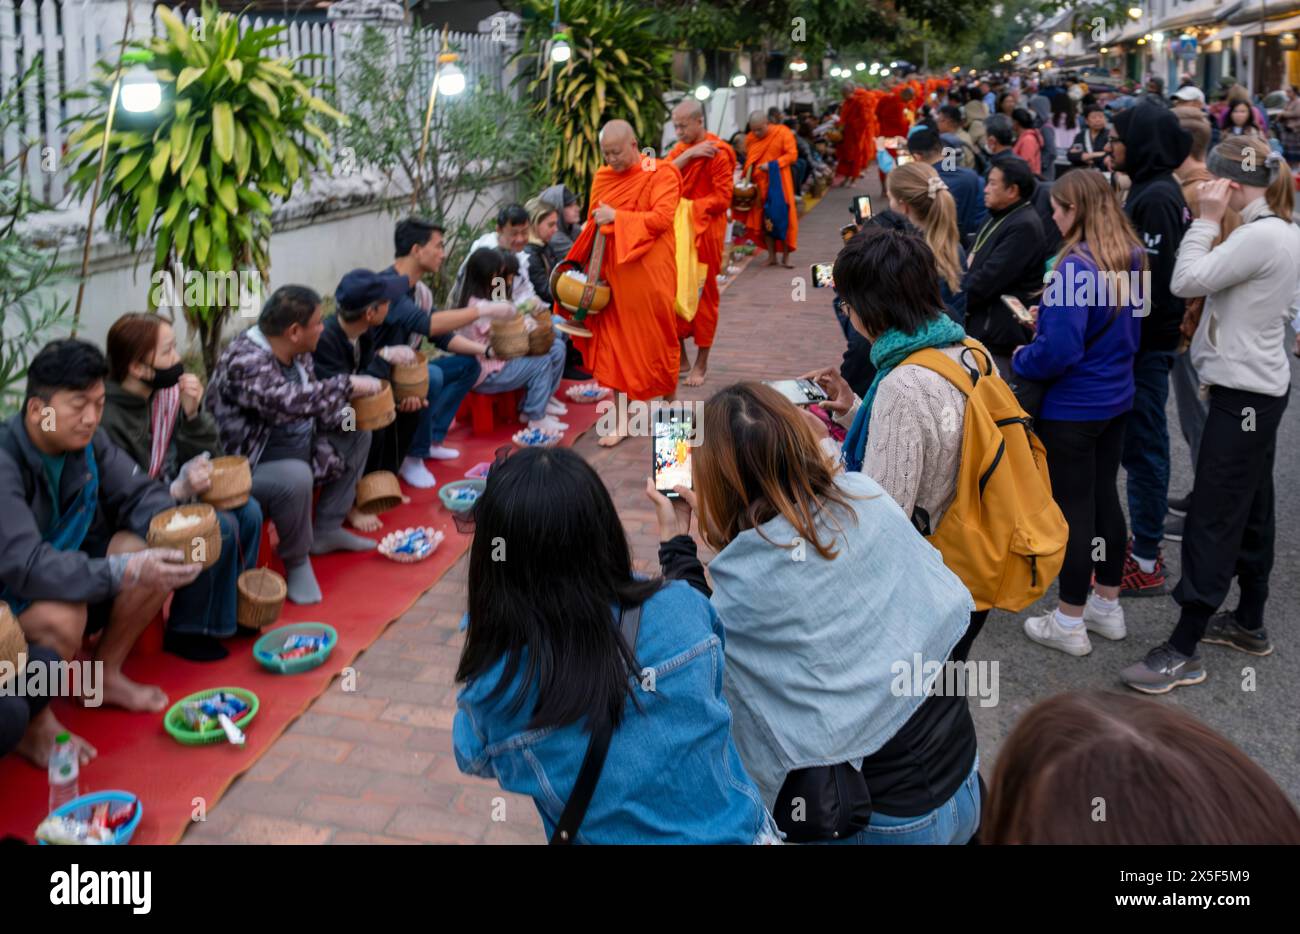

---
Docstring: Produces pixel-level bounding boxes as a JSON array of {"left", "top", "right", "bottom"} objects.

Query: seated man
[
  {"left": 0, "top": 340, "right": 205, "bottom": 739},
  {"left": 207, "top": 285, "right": 384, "bottom": 605},
  {"left": 373, "top": 219, "right": 518, "bottom": 485},
  {"left": 314, "top": 267, "right": 439, "bottom": 488},
  {"left": 450, "top": 204, "right": 535, "bottom": 305}
]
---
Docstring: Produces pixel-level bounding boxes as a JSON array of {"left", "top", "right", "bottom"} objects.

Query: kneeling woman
[
  {"left": 649, "top": 383, "right": 981, "bottom": 844},
  {"left": 101, "top": 313, "right": 262, "bottom": 661},
  {"left": 454, "top": 248, "right": 569, "bottom": 435},
  {"left": 453, "top": 447, "right": 773, "bottom": 844}
]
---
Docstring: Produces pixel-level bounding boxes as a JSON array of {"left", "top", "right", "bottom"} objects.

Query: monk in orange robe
[
  {"left": 562, "top": 119, "right": 681, "bottom": 446},
  {"left": 834, "top": 83, "right": 868, "bottom": 186},
  {"left": 741, "top": 111, "right": 798, "bottom": 267},
  {"left": 666, "top": 99, "right": 734, "bottom": 387},
  {"left": 876, "top": 90, "right": 907, "bottom": 139},
  {"left": 861, "top": 90, "right": 881, "bottom": 168}
]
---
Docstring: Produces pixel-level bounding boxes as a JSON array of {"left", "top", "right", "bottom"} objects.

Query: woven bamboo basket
[
  {"left": 354, "top": 470, "right": 403, "bottom": 515},
  {"left": 201, "top": 455, "right": 251, "bottom": 511},
  {"left": 236, "top": 568, "right": 286, "bottom": 630},
  {"left": 147, "top": 504, "right": 221, "bottom": 569},
  {"left": 0, "top": 602, "right": 25, "bottom": 689},
  {"left": 390, "top": 352, "right": 429, "bottom": 401},
  {"left": 490, "top": 316, "right": 530, "bottom": 359},
  {"left": 352, "top": 380, "right": 396, "bottom": 431},
  {"left": 527, "top": 309, "right": 554, "bottom": 356},
  {"left": 731, "top": 179, "right": 758, "bottom": 211}
]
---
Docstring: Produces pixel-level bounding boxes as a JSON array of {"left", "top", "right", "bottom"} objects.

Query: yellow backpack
[{"left": 904, "top": 339, "right": 1068, "bottom": 612}]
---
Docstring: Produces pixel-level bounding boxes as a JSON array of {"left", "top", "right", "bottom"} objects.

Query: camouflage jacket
[{"left": 206, "top": 327, "right": 353, "bottom": 482}]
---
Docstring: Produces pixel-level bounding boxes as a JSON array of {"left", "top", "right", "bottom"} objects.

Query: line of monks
[{"left": 551, "top": 79, "right": 947, "bottom": 444}]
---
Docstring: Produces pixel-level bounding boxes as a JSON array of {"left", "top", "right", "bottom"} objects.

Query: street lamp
[
  {"left": 550, "top": 32, "right": 571, "bottom": 64},
  {"left": 694, "top": 84, "right": 711, "bottom": 100},
  {"left": 72, "top": 43, "right": 162, "bottom": 334},
  {"left": 1128, "top": 6, "right": 1143, "bottom": 18},
  {"left": 855, "top": 61, "right": 866, "bottom": 71},
  {"left": 730, "top": 72, "right": 747, "bottom": 87},
  {"left": 414, "top": 25, "right": 467, "bottom": 209}
]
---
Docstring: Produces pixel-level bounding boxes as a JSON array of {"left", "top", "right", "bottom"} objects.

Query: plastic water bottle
[{"left": 48, "top": 732, "right": 80, "bottom": 812}]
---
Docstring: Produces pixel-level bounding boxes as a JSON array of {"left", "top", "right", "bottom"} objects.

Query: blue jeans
[
  {"left": 167, "top": 499, "right": 262, "bottom": 638},
  {"left": 410, "top": 354, "right": 481, "bottom": 456},
  {"left": 820, "top": 758, "right": 981, "bottom": 845},
  {"left": 477, "top": 334, "right": 566, "bottom": 421},
  {"left": 1121, "top": 349, "right": 1176, "bottom": 559}
]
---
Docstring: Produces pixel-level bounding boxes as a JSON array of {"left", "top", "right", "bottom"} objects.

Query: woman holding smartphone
[
  {"left": 647, "top": 382, "right": 980, "bottom": 845},
  {"left": 1008, "top": 169, "right": 1145, "bottom": 657}
]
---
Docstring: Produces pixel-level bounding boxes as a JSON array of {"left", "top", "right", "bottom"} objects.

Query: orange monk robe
[
  {"left": 564, "top": 159, "right": 682, "bottom": 401},
  {"left": 861, "top": 91, "right": 881, "bottom": 167},
  {"left": 666, "top": 132, "right": 735, "bottom": 348},
  {"left": 876, "top": 92, "right": 907, "bottom": 139},
  {"left": 741, "top": 123, "right": 799, "bottom": 253},
  {"left": 834, "top": 91, "right": 869, "bottom": 179}
]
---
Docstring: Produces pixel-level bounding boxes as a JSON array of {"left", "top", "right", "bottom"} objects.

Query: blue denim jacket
[{"left": 453, "top": 580, "right": 769, "bottom": 844}]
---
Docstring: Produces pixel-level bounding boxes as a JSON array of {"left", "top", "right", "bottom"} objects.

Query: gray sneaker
[
  {"left": 1162, "top": 512, "right": 1184, "bottom": 543},
  {"left": 1202, "top": 612, "right": 1273, "bottom": 657},
  {"left": 1120, "top": 643, "right": 1207, "bottom": 695}
]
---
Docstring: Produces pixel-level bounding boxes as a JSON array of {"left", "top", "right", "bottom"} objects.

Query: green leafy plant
[
  {"left": 65, "top": 1, "right": 346, "bottom": 374},
  {"left": 337, "top": 25, "right": 559, "bottom": 304},
  {"left": 515, "top": 0, "right": 673, "bottom": 201},
  {"left": 0, "top": 57, "right": 70, "bottom": 414}
]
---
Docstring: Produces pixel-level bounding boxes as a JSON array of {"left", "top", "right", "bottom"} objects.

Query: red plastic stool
[{"left": 456, "top": 388, "right": 526, "bottom": 437}]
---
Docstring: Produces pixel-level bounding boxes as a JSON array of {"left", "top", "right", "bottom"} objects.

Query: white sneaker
[
  {"left": 528, "top": 416, "right": 568, "bottom": 433},
  {"left": 1023, "top": 612, "right": 1093, "bottom": 656},
  {"left": 399, "top": 456, "right": 437, "bottom": 489},
  {"left": 426, "top": 444, "right": 460, "bottom": 461},
  {"left": 546, "top": 398, "right": 569, "bottom": 415},
  {"left": 1083, "top": 594, "right": 1127, "bottom": 640}
]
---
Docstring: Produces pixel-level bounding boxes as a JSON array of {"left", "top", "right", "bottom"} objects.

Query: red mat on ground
[{"left": 0, "top": 387, "right": 603, "bottom": 844}]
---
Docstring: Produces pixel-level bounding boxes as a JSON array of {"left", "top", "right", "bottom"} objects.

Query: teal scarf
[{"left": 841, "top": 315, "right": 967, "bottom": 472}]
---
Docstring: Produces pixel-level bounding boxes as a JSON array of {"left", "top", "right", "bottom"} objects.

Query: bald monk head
[
  {"left": 841, "top": 82, "right": 857, "bottom": 99},
  {"left": 599, "top": 119, "right": 640, "bottom": 173},
  {"left": 671, "top": 99, "right": 707, "bottom": 146},
  {"left": 747, "top": 110, "right": 768, "bottom": 139}
]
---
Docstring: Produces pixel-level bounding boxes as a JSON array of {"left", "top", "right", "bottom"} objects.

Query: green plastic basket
[
  {"left": 164, "top": 687, "right": 259, "bottom": 746},
  {"left": 253, "top": 622, "right": 338, "bottom": 675}
]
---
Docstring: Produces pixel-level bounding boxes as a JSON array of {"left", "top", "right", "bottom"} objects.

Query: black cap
[{"left": 335, "top": 269, "right": 408, "bottom": 312}]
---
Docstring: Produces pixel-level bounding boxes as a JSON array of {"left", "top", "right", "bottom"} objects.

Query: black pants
[
  {"left": 366, "top": 410, "right": 421, "bottom": 475},
  {"left": 951, "top": 609, "right": 989, "bottom": 663},
  {"left": 1035, "top": 414, "right": 1129, "bottom": 606},
  {"left": 0, "top": 645, "right": 61, "bottom": 758},
  {"left": 1171, "top": 386, "right": 1289, "bottom": 654}
]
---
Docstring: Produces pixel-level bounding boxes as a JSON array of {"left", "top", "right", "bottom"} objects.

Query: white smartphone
[
  {"left": 764, "top": 378, "right": 830, "bottom": 406},
  {"left": 1001, "top": 294, "right": 1035, "bottom": 326}
]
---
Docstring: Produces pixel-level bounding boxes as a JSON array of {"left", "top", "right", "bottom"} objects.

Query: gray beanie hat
[{"left": 1207, "top": 141, "right": 1284, "bottom": 187}]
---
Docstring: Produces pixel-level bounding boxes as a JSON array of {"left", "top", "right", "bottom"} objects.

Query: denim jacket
[{"left": 453, "top": 579, "right": 769, "bottom": 844}]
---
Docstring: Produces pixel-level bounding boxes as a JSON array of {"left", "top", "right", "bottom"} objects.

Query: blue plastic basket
[
  {"left": 39, "top": 789, "right": 142, "bottom": 845},
  {"left": 253, "top": 623, "right": 337, "bottom": 674}
]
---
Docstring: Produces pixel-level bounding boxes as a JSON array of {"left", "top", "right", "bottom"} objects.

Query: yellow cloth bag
[{"left": 673, "top": 197, "right": 707, "bottom": 321}]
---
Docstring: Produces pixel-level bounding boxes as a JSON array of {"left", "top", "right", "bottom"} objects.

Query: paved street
[{"left": 184, "top": 176, "right": 1300, "bottom": 844}]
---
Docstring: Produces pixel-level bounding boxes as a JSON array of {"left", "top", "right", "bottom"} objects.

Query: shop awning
[
  {"left": 1228, "top": 0, "right": 1300, "bottom": 25},
  {"left": 1208, "top": 11, "right": 1300, "bottom": 42}
]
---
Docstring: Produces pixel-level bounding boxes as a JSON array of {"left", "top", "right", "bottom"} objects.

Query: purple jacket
[{"left": 206, "top": 327, "right": 354, "bottom": 482}]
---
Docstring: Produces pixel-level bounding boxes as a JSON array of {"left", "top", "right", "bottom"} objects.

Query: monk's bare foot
[
  {"left": 765, "top": 256, "right": 779, "bottom": 266},
  {"left": 685, "top": 368, "right": 707, "bottom": 387},
  {"left": 100, "top": 670, "right": 168, "bottom": 713},
  {"left": 16, "top": 709, "right": 97, "bottom": 769},
  {"left": 781, "top": 260, "right": 795, "bottom": 269},
  {"left": 348, "top": 508, "right": 382, "bottom": 533},
  {"left": 679, "top": 351, "right": 692, "bottom": 379}
]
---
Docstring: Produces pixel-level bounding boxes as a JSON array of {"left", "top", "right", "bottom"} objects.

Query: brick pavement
[{"left": 183, "top": 180, "right": 862, "bottom": 845}]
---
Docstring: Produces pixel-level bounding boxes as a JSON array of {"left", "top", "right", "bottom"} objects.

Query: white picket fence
[{"left": 0, "top": 0, "right": 505, "bottom": 206}]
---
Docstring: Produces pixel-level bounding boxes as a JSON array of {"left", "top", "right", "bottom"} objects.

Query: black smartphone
[
  {"left": 810, "top": 263, "right": 835, "bottom": 288},
  {"left": 852, "top": 195, "right": 872, "bottom": 222},
  {"left": 653, "top": 408, "right": 695, "bottom": 498},
  {"left": 764, "top": 378, "right": 830, "bottom": 406}
]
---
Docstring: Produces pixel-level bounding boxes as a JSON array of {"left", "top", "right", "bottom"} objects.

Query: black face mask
[{"left": 145, "top": 361, "right": 184, "bottom": 390}]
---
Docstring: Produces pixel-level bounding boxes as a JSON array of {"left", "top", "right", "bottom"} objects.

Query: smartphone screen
[
  {"left": 810, "top": 263, "right": 835, "bottom": 288},
  {"left": 854, "top": 195, "right": 872, "bottom": 220},
  {"left": 840, "top": 223, "right": 858, "bottom": 243},
  {"left": 895, "top": 153, "right": 913, "bottom": 166},
  {"left": 1001, "top": 294, "right": 1033, "bottom": 325},
  {"left": 653, "top": 410, "right": 694, "bottom": 497},
  {"left": 764, "top": 378, "right": 830, "bottom": 406}
]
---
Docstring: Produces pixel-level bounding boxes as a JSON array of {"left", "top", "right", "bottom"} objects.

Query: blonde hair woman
[
  {"left": 1010, "top": 169, "right": 1147, "bottom": 659},
  {"left": 1122, "top": 136, "right": 1300, "bottom": 694},
  {"left": 886, "top": 161, "right": 967, "bottom": 323},
  {"left": 523, "top": 196, "right": 560, "bottom": 305}
]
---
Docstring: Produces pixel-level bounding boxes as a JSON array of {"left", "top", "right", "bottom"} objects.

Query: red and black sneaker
[{"left": 1121, "top": 544, "right": 1168, "bottom": 597}]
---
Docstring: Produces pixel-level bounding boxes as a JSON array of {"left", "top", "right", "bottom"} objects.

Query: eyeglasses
[{"left": 451, "top": 444, "right": 514, "bottom": 535}]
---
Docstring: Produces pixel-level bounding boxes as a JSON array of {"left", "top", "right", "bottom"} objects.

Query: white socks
[
  {"left": 400, "top": 456, "right": 436, "bottom": 489},
  {"left": 1134, "top": 554, "right": 1156, "bottom": 573},
  {"left": 1055, "top": 608, "right": 1084, "bottom": 630},
  {"left": 1089, "top": 593, "right": 1119, "bottom": 612}
]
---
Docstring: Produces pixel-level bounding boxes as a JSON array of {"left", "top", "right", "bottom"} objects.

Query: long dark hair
[
  {"left": 456, "top": 447, "right": 662, "bottom": 732},
  {"left": 456, "top": 247, "right": 507, "bottom": 307}
]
